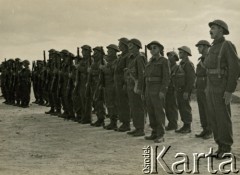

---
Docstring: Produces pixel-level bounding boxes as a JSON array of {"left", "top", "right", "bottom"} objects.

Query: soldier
[
  {"left": 37, "top": 61, "right": 44, "bottom": 105},
  {"left": 195, "top": 40, "right": 212, "bottom": 139},
  {"left": 64, "top": 52, "right": 75, "bottom": 120},
  {"left": 32, "top": 61, "right": 40, "bottom": 104},
  {"left": 15, "top": 59, "right": 23, "bottom": 106},
  {"left": 165, "top": 51, "right": 179, "bottom": 131},
  {"left": 45, "top": 50, "right": 56, "bottom": 114},
  {"left": 89, "top": 46, "right": 106, "bottom": 127},
  {"left": 1, "top": 61, "right": 7, "bottom": 103},
  {"left": 50, "top": 51, "right": 62, "bottom": 116},
  {"left": 72, "top": 48, "right": 83, "bottom": 122},
  {"left": 78, "top": 45, "right": 92, "bottom": 124},
  {"left": 144, "top": 41, "right": 170, "bottom": 143},
  {"left": 204, "top": 20, "right": 239, "bottom": 158},
  {"left": 114, "top": 38, "right": 131, "bottom": 132},
  {"left": 5, "top": 59, "right": 14, "bottom": 104},
  {"left": 174, "top": 46, "right": 196, "bottom": 134},
  {"left": 126, "top": 38, "right": 146, "bottom": 137},
  {"left": 58, "top": 50, "right": 69, "bottom": 119},
  {"left": 100, "top": 44, "right": 119, "bottom": 130},
  {"left": 20, "top": 60, "right": 31, "bottom": 108}
]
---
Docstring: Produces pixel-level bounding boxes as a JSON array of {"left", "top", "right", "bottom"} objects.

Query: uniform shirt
[
  {"left": 196, "top": 56, "right": 207, "bottom": 90},
  {"left": 114, "top": 52, "right": 128, "bottom": 84},
  {"left": 144, "top": 56, "right": 170, "bottom": 95},
  {"left": 176, "top": 58, "right": 196, "bottom": 93},
  {"left": 126, "top": 52, "right": 146, "bottom": 92},
  {"left": 204, "top": 37, "right": 239, "bottom": 93},
  {"left": 169, "top": 62, "right": 178, "bottom": 90},
  {"left": 20, "top": 68, "right": 31, "bottom": 84},
  {"left": 102, "top": 55, "right": 117, "bottom": 86}
]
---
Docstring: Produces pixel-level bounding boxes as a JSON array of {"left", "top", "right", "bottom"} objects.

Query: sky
[{"left": 0, "top": 0, "right": 240, "bottom": 65}]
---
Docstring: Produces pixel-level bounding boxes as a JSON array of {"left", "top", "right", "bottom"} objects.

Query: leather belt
[
  {"left": 207, "top": 69, "right": 225, "bottom": 74},
  {"left": 145, "top": 77, "right": 162, "bottom": 82}
]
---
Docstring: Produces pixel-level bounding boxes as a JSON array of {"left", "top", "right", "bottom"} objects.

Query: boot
[
  {"left": 195, "top": 130, "right": 207, "bottom": 138},
  {"left": 145, "top": 132, "right": 157, "bottom": 140},
  {"left": 133, "top": 129, "right": 145, "bottom": 137},
  {"left": 175, "top": 124, "right": 191, "bottom": 133},
  {"left": 127, "top": 129, "right": 137, "bottom": 135},
  {"left": 45, "top": 108, "right": 54, "bottom": 114},
  {"left": 165, "top": 124, "right": 178, "bottom": 131},
  {"left": 115, "top": 122, "right": 130, "bottom": 132},
  {"left": 105, "top": 120, "right": 117, "bottom": 130},
  {"left": 91, "top": 119, "right": 104, "bottom": 127},
  {"left": 216, "top": 145, "right": 231, "bottom": 160}
]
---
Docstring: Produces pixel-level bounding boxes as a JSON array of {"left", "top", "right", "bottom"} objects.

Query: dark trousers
[
  {"left": 146, "top": 91, "right": 165, "bottom": 137},
  {"left": 197, "top": 89, "right": 211, "bottom": 132},
  {"left": 21, "top": 82, "right": 31, "bottom": 105},
  {"left": 165, "top": 89, "right": 178, "bottom": 128},
  {"left": 127, "top": 89, "right": 145, "bottom": 130},
  {"left": 176, "top": 90, "right": 192, "bottom": 124},
  {"left": 81, "top": 83, "right": 92, "bottom": 122},
  {"left": 104, "top": 84, "right": 117, "bottom": 119},
  {"left": 206, "top": 77, "right": 233, "bottom": 147},
  {"left": 115, "top": 81, "right": 130, "bottom": 123}
]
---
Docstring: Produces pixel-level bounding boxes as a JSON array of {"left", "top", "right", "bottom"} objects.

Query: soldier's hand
[
  {"left": 223, "top": 91, "right": 232, "bottom": 105},
  {"left": 159, "top": 92, "right": 165, "bottom": 100},
  {"left": 99, "top": 64, "right": 105, "bottom": 70},
  {"left": 183, "top": 92, "right": 189, "bottom": 100},
  {"left": 134, "top": 88, "right": 141, "bottom": 95}
]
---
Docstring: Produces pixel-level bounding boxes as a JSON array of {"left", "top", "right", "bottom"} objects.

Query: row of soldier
[
  {"left": 1, "top": 59, "right": 31, "bottom": 108},
  {"left": 0, "top": 19, "right": 239, "bottom": 159}
]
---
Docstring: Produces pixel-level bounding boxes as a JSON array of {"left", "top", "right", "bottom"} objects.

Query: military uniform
[
  {"left": 174, "top": 46, "right": 196, "bottom": 133},
  {"left": 144, "top": 41, "right": 170, "bottom": 142},
  {"left": 204, "top": 20, "right": 239, "bottom": 155},
  {"left": 20, "top": 60, "right": 31, "bottom": 107},
  {"left": 102, "top": 44, "right": 119, "bottom": 130},
  {"left": 165, "top": 51, "right": 179, "bottom": 130},
  {"left": 114, "top": 38, "right": 131, "bottom": 132},
  {"left": 90, "top": 47, "right": 106, "bottom": 126},
  {"left": 78, "top": 45, "right": 92, "bottom": 124},
  {"left": 195, "top": 40, "right": 212, "bottom": 139},
  {"left": 126, "top": 38, "right": 146, "bottom": 136}
]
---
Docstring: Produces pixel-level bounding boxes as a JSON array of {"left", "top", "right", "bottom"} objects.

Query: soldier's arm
[
  {"left": 184, "top": 62, "right": 196, "bottom": 93},
  {"left": 225, "top": 42, "right": 240, "bottom": 93},
  {"left": 159, "top": 58, "right": 170, "bottom": 95},
  {"left": 136, "top": 56, "right": 146, "bottom": 93}
]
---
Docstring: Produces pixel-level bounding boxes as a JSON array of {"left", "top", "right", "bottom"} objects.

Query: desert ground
[{"left": 0, "top": 89, "right": 240, "bottom": 175}]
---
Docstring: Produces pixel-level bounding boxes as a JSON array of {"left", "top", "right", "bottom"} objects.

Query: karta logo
[{"left": 142, "top": 146, "right": 239, "bottom": 174}]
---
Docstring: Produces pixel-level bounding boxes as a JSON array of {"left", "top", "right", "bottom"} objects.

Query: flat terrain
[{"left": 0, "top": 91, "right": 240, "bottom": 175}]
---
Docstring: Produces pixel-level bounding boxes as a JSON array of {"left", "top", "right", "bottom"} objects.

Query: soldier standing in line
[
  {"left": 5, "top": 59, "right": 14, "bottom": 104},
  {"left": 100, "top": 44, "right": 120, "bottom": 130},
  {"left": 72, "top": 48, "right": 82, "bottom": 122},
  {"left": 89, "top": 46, "right": 106, "bottom": 127},
  {"left": 195, "top": 40, "right": 212, "bottom": 139},
  {"left": 78, "top": 45, "right": 92, "bottom": 124},
  {"left": 37, "top": 61, "right": 45, "bottom": 105},
  {"left": 20, "top": 60, "right": 31, "bottom": 108},
  {"left": 144, "top": 41, "right": 170, "bottom": 143},
  {"left": 125, "top": 38, "right": 146, "bottom": 137},
  {"left": 0, "top": 61, "right": 7, "bottom": 102},
  {"left": 15, "top": 59, "right": 23, "bottom": 106},
  {"left": 204, "top": 20, "right": 239, "bottom": 158},
  {"left": 45, "top": 50, "right": 56, "bottom": 114},
  {"left": 62, "top": 52, "right": 75, "bottom": 120},
  {"left": 114, "top": 38, "right": 131, "bottom": 132},
  {"left": 58, "top": 50, "right": 69, "bottom": 119},
  {"left": 174, "top": 46, "right": 196, "bottom": 134},
  {"left": 50, "top": 51, "right": 62, "bottom": 116},
  {"left": 165, "top": 51, "right": 179, "bottom": 131},
  {"left": 32, "top": 61, "right": 39, "bottom": 104}
]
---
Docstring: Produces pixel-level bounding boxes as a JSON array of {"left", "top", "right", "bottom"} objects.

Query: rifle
[
  {"left": 43, "top": 50, "right": 46, "bottom": 66},
  {"left": 66, "top": 59, "right": 73, "bottom": 95},
  {"left": 145, "top": 45, "right": 148, "bottom": 59}
]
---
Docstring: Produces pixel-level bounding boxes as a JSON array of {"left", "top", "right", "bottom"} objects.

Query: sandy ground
[{"left": 0, "top": 91, "right": 240, "bottom": 175}]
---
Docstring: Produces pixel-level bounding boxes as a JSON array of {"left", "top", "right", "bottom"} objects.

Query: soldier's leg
[
  {"left": 105, "top": 87, "right": 117, "bottom": 130},
  {"left": 127, "top": 90, "right": 145, "bottom": 136},
  {"left": 176, "top": 91, "right": 192, "bottom": 133},
  {"left": 145, "top": 93, "right": 157, "bottom": 139},
  {"left": 165, "top": 90, "right": 178, "bottom": 129}
]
